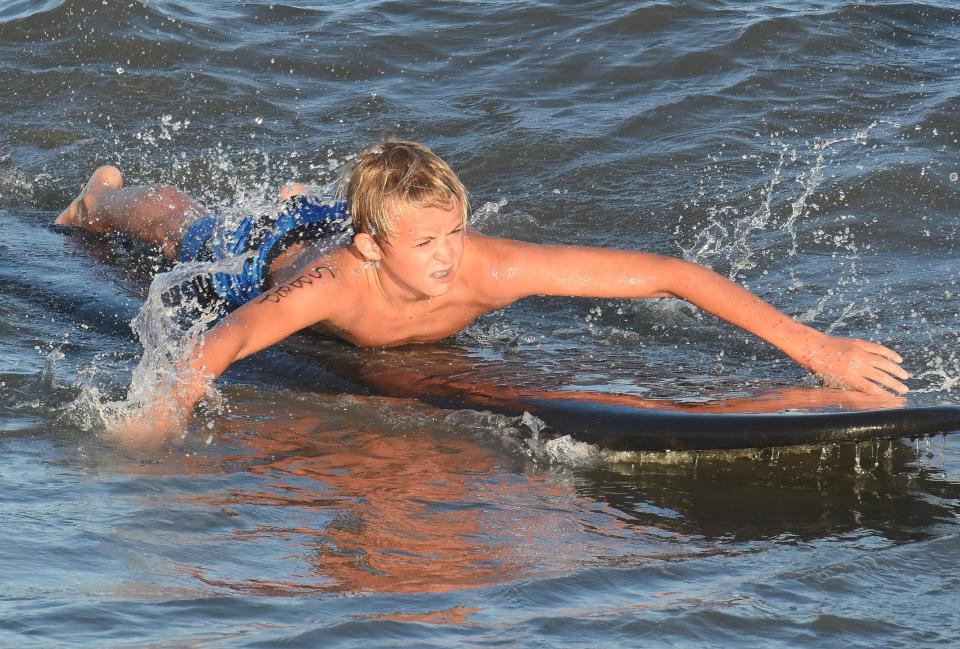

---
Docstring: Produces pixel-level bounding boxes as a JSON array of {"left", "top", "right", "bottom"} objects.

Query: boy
[{"left": 55, "top": 141, "right": 909, "bottom": 444}]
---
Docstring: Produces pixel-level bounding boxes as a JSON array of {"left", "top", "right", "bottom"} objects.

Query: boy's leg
[{"left": 55, "top": 166, "right": 209, "bottom": 259}]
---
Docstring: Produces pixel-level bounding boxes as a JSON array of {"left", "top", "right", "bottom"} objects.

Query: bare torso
[{"left": 264, "top": 232, "right": 509, "bottom": 347}]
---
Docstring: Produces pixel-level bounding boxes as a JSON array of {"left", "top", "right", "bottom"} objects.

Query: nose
[{"left": 435, "top": 236, "right": 455, "bottom": 264}]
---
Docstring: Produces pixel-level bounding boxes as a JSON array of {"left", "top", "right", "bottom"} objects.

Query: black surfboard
[{"left": 440, "top": 396, "right": 960, "bottom": 452}]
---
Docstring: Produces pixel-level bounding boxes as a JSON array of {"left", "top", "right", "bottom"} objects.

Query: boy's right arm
[
  {"left": 111, "top": 266, "right": 343, "bottom": 447},
  {"left": 179, "top": 290, "right": 329, "bottom": 409}
]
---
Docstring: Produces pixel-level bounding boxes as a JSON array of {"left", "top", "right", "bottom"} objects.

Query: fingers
[
  {"left": 861, "top": 381, "right": 905, "bottom": 401},
  {"left": 822, "top": 371, "right": 903, "bottom": 398},
  {"left": 851, "top": 340, "right": 910, "bottom": 393},
  {"left": 811, "top": 337, "right": 911, "bottom": 397},
  {"left": 849, "top": 375, "right": 888, "bottom": 396},
  {"left": 868, "top": 355, "right": 911, "bottom": 381},
  {"left": 856, "top": 339, "right": 903, "bottom": 364},
  {"left": 865, "top": 367, "right": 909, "bottom": 395}
]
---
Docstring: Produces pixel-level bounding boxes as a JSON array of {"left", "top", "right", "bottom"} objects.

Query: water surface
[{"left": 1, "top": 1, "right": 959, "bottom": 646}]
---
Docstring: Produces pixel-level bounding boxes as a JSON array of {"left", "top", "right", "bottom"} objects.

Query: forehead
[{"left": 391, "top": 202, "right": 463, "bottom": 237}]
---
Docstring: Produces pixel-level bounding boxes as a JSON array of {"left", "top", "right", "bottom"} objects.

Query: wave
[{"left": 0, "top": 0, "right": 232, "bottom": 56}]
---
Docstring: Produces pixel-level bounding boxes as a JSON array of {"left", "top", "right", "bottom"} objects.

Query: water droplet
[
  {"left": 254, "top": 117, "right": 263, "bottom": 125},
  {"left": 115, "top": 67, "right": 124, "bottom": 74},
  {"left": 950, "top": 172, "right": 958, "bottom": 182}
]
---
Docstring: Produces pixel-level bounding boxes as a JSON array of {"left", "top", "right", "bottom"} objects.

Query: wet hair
[{"left": 342, "top": 140, "right": 469, "bottom": 249}]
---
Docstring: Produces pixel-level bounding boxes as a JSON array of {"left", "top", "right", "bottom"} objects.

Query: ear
[{"left": 353, "top": 232, "right": 382, "bottom": 261}]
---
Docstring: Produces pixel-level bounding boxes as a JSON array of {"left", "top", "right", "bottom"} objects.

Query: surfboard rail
[{"left": 480, "top": 400, "right": 960, "bottom": 451}]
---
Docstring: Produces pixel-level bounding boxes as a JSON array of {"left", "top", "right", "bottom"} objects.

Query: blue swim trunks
[{"left": 177, "top": 195, "right": 350, "bottom": 308}]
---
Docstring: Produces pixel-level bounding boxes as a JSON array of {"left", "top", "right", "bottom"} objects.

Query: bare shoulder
[
  {"left": 208, "top": 249, "right": 362, "bottom": 360},
  {"left": 460, "top": 229, "right": 545, "bottom": 304},
  {"left": 253, "top": 246, "right": 363, "bottom": 324}
]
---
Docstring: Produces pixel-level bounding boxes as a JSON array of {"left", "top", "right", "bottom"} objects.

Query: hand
[
  {"left": 104, "top": 404, "right": 185, "bottom": 452},
  {"left": 797, "top": 333, "right": 910, "bottom": 396}
]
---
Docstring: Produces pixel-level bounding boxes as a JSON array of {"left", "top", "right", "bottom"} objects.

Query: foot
[
  {"left": 54, "top": 165, "right": 123, "bottom": 228},
  {"left": 277, "top": 182, "right": 307, "bottom": 202}
]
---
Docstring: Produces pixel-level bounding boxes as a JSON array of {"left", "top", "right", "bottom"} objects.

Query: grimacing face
[{"left": 378, "top": 202, "right": 465, "bottom": 299}]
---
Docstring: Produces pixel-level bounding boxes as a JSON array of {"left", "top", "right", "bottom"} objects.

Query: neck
[{"left": 353, "top": 248, "right": 430, "bottom": 308}]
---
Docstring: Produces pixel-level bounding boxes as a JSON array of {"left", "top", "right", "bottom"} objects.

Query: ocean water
[{"left": 2, "top": 0, "right": 960, "bottom": 646}]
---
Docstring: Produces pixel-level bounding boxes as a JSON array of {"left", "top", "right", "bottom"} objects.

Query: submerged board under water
[{"left": 298, "top": 342, "right": 960, "bottom": 452}]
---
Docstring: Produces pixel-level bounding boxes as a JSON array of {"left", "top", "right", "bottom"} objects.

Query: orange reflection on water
[{"left": 200, "top": 410, "right": 564, "bottom": 595}]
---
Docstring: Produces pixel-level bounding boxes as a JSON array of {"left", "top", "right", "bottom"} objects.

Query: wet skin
[
  {"left": 264, "top": 204, "right": 517, "bottom": 347},
  {"left": 54, "top": 168, "right": 912, "bottom": 447}
]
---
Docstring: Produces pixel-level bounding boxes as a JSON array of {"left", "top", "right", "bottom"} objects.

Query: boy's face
[{"left": 380, "top": 202, "right": 465, "bottom": 299}]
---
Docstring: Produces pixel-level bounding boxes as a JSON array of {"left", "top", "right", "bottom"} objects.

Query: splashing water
[
  {"left": 126, "top": 257, "right": 249, "bottom": 407},
  {"left": 70, "top": 251, "right": 252, "bottom": 433},
  {"left": 679, "top": 123, "right": 889, "bottom": 282},
  {"left": 118, "top": 113, "right": 347, "bottom": 214},
  {"left": 468, "top": 199, "right": 509, "bottom": 229},
  {"left": 62, "top": 113, "right": 353, "bottom": 433},
  {"left": 41, "top": 344, "right": 64, "bottom": 391},
  {"left": 914, "top": 363, "right": 960, "bottom": 395},
  {"left": 672, "top": 123, "right": 903, "bottom": 341}
]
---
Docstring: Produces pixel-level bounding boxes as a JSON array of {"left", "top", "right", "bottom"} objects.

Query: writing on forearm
[{"left": 258, "top": 265, "right": 337, "bottom": 304}]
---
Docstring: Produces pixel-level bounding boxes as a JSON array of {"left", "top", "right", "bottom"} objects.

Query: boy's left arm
[{"left": 480, "top": 237, "right": 909, "bottom": 395}]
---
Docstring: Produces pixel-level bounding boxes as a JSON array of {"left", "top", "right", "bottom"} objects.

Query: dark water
[{"left": 2, "top": 1, "right": 960, "bottom": 646}]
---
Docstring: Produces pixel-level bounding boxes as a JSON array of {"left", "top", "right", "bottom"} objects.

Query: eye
[{"left": 415, "top": 239, "right": 431, "bottom": 248}]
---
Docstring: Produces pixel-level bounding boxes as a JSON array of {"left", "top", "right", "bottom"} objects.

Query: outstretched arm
[
  {"left": 478, "top": 237, "right": 908, "bottom": 395},
  {"left": 109, "top": 264, "right": 343, "bottom": 447}
]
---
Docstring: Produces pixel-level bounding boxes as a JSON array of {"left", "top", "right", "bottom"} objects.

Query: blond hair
[{"left": 343, "top": 140, "right": 469, "bottom": 249}]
